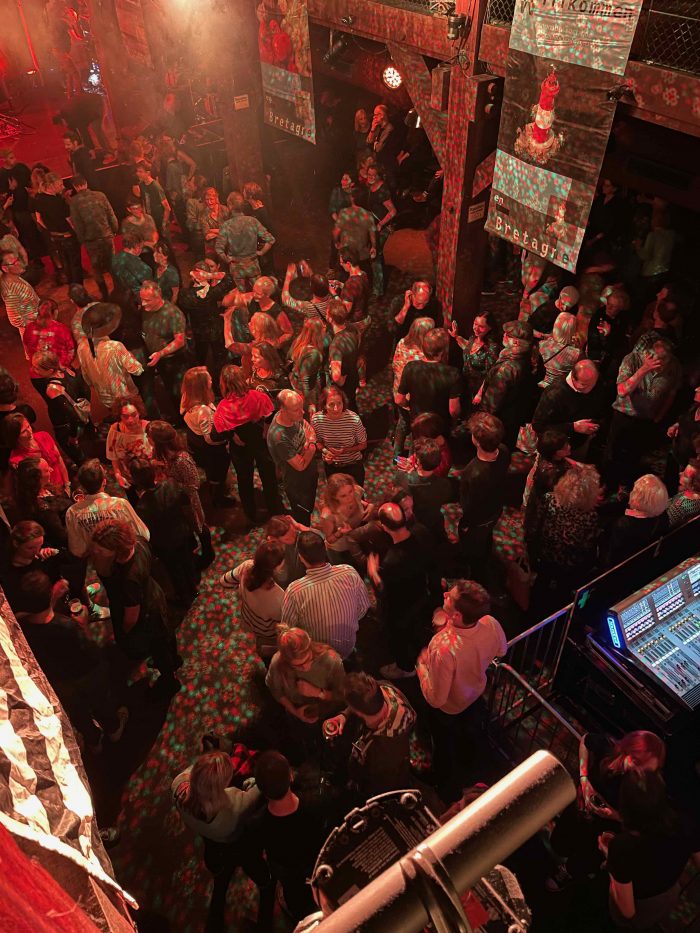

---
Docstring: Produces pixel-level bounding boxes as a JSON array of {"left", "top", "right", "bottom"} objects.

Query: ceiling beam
[{"left": 306, "top": 0, "right": 453, "bottom": 60}]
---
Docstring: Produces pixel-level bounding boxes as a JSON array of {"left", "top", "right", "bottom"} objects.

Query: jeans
[{"left": 229, "top": 421, "right": 284, "bottom": 521}]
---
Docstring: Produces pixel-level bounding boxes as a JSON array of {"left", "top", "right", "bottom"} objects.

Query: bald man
[
  {"left": 392, "top": 279, "right": 442, "bottom": 344},
  {"left": 532, "top": 360, "right": 605, "bottom": 460},
  {"left": 267, "top": 390, "right": 318, "bottom": 522}
]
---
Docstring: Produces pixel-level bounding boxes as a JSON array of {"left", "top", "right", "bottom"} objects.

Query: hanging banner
[
  {"left": 485, "top": 0, "right": 643, "bottom": 272},
  {"left": 257, "top": 0, "right": 316, "bottom": 144},
  {"left": 114, "top": 0, "right": 153, "bottom": 67}
]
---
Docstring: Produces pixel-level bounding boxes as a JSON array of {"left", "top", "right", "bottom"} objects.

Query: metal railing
[
  {"left": 482, "top": 0, "right": 700, "bottom": 76},
  {"left": 503, "top": 604, "right": 573, "bottom": 695},
  {"left": 485, "top": 662, "right": 583, "bottom": 775}
]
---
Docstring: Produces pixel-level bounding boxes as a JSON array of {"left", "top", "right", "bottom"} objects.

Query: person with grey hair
[
  {"left": 530, "top": 284, "right": 579, "bottom": 336},
  {"left": 267, "top": 390, "right": 318, "bottom": 523},
  {"left": 606, "top": 474, "right": 669, "bottom": 567}
]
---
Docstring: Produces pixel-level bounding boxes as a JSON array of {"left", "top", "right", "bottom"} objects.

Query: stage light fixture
[
  {"left": 382, "top": 65, "right": 403, "bottom": 90},
  {"left": 446, "top": 12, "right": 467, "bottom": 40}
]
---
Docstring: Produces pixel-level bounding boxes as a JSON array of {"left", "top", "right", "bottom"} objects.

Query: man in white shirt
[
  {"left": 416, "top": 579, "right": 507, "bottom": 803},
  {"left": 65, "top": 459, "right": 149, "bottom": 558},
  {"left": 281, "top": 530, "right": 370, "bottom": 659}
]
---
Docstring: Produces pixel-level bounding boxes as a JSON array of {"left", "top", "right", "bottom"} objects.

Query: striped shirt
[
  {"left": 222, "top": 560, "right": 284, "bottom": 650},
  {"left": 311, "top": 411, "right": 366, "bottom": 464},
  {"left": 0, "top": 272, "right": 39, "bottom": 329},
  {"left": 281, "top": 563, "right": 370, "bottom": 658}
]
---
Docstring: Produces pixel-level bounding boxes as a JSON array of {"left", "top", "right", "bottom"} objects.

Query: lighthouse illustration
[{"left": 515, "top": 67, "right": 565, "bottom": 166}]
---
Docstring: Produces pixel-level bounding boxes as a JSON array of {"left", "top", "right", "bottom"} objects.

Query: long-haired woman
[
  {"left": 220, "top": 539, "right": 285, "bottom": 660},
  {"left": 171, "top": 750, "right": 273, "bottom": 931},
  {"left": 249, "top": 341, "right": 290, "bottom": 401},
  {"left": 601, "top": 769, "right": 700, "bottom": 929},
  {"left": 537, "top": 311, "right": 582, "bottom": 388},
  {"left": 180, "top": 366, "right": 232, "bottom": 506},
  {"left": 148, "top": 420, "right": 213, "bottom": 568},
  {"left": 392, "top": 316, "right": 433, "bottom": 456},
  {"left": 13, "top": 456, "right": 70, "bottom": 547},
  {"left": 212, "top": 364, "right": 283, "bottom": 524},
  {"left": 548, "top": 730, "right": 667, "bottom": 891},
  {"left": 529, "top": 464, "right": 601, "bottom": 617},
  {"left": 289, "top": 318, "right": 327, "bottom": 415}
]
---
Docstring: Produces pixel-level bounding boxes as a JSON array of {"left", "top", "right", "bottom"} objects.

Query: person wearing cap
[
  {"left": 530, "top": 285, "right": 579, "bottom": 337},
  {"left": 76, "top": 302, "right": 143, "bottom": 422},
  {"left": 322, "top": 671, "right": 416, "bottom": 798},
  {"left": 477, "top": 319, "right": 536, "bottom": 448}
]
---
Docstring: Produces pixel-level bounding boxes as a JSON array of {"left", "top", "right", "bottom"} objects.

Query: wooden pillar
[
  {"left": 215, "top": 2, "right": 266, "bottom": 191},
  {"left": 436, "top": 0, "right": 501, "bottom": 329}
]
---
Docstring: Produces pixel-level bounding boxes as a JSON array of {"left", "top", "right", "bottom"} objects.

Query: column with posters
[
  {"left": 485, "top": 0, "right": 643, "bottom": 273},
  {"left": 257, "top": 0, "right": 316, "bottom": 144}
]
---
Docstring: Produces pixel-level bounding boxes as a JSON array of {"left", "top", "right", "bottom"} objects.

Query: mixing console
[{"left": 607, "top": 557, "right": 700, "bottom": 710}]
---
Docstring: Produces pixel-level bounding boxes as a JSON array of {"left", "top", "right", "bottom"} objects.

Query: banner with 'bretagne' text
[{"left": 485, "top": 0, "right": 644, "bottom": 272}]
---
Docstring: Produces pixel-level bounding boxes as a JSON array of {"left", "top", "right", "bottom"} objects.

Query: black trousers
[
  {"left": 50, "top": 232, "right": 84, "bottom": 284},
  {"left": 229, "top": 422, "right": 284, "bottom": 521},
  {"left": 58, "top": 658, "right": 120, "bottom": 745},
  {"left": 325, "top": 459, "right": 365, "bottom": 486},
  {"left": 157, "top": 537, "right": 201, "bottom": 607},
  {"left": 427, "top": 698, "right": 485, "bottom": 805},
  {"left": 458, "top": 518, "right": 498, "bottom": 588},
  {"left": 283, "top": 464, "right": 319, "bottom": 524},
  {"left": 203, "top": 833, "right": 273, "bottom": 933}
]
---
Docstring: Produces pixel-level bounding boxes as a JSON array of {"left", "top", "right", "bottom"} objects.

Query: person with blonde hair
[
  {"left": 179, "top": 366, "right": 231, "bottom": 505},
  {"left": 537, "top": 311, "right": 582, "bottom": 388},
  {"left": 265, "top": 624, "right": 345, "bottom": 726},
  {"left": 529, "top": 464, "right": 602, "bottom": 616},
  {"left": 171, "top": 750, "right": 272, "bottom": 931},
  {"left": 289, "top": 317, "right": 327, "bottom": 415},
  {"left": 392, "top": 316, "right": 433, "bottom": 456},
  {"left": 607, "top": 474, "right": 669, "bottom": 566},
  {"left": 238, "top": 275, "right": 293, "bottom": 349},
  {"left": 319, "top": 471, "right": 375, "bottom": 567}
]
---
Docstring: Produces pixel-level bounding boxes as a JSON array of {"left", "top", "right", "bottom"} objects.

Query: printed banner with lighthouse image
[{"left": 485, "top": 0, "right": 644, "bottom": 272}]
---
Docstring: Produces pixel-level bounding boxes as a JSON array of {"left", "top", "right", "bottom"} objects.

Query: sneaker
[
  {"left": 107, "top": 706, "right": 129, "bottom": 743},
  {"left": 545, "top": 862, "right": 573, "bottom": 893},
  {"left": 89, "top": 602, "right": 111, "bottom": 621},
  {"left": 379, "top": 662, "right": 417, "bottom": 680}
]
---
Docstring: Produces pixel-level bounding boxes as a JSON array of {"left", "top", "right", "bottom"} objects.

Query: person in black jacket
[
  {"left": 18, "top": 570, "right": 128, "bottom": 751},
  {"left": 532, "top": 360, "right": 605, "bottom": 461},
  {"left": 178, "top": 260, "right": 233, "bottom": 385},
  {"left": 130, "top": 458, "right": 201, "bottom": 607}
]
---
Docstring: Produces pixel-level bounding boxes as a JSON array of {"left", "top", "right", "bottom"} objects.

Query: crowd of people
[{"left": 0, "top": 93, "right": 699, "bottom": 932}]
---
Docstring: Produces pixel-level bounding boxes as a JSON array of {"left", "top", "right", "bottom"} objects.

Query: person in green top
[
  {"left": 135, "top": 160, "right": 171, "bottom": 238},
  {"left": 140, "top": 280, "right": 188, "bottom": 407}
]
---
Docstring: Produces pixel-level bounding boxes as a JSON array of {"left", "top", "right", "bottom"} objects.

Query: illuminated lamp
[{"left": 382, "top": 65, "right": 403, "bottom": 90}]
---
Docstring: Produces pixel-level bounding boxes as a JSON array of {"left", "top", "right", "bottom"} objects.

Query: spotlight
[
  {"left": 382, "top": 65, "right": 403, "bottom": 90},
  {"left": 323, "top": 32, "right": 350, "bottom": 65},
  {"left": 446, "top": 12, "right": 467, "bottom": 40}
]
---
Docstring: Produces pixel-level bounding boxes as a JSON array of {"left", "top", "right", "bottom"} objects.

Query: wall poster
[
  {"left": 257, "top": 0, "right": 316, "bottom": 144},
  {"left": 485, "top": 0, "right": 644, "bottom": 272}
]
